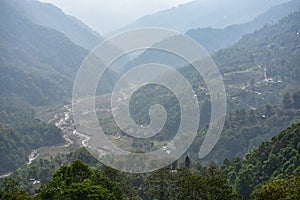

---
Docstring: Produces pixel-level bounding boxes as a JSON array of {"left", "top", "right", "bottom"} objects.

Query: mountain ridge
[
  {"left": 121, "top": 0, "right": 300, "bottom": 73},
  {"left": 111, "top": 0, "right": 290, "bottom": 35},
  {"left": 186, "top": 0, "right": 300, "bottom": 52},
  {"left": 8, "top": 0, "right": 103, "bottom": 50}
]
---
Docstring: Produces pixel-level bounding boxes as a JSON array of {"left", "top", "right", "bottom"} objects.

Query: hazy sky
[{"left": 38, "top": 0, "right": 193, "bottom": 34}]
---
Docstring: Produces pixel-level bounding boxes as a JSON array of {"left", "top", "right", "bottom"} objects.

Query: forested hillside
[
  {"left": 0, "top": 0, "right": 116, "bottom": 175},
  {"left": 0, "top": 0, "right": 117, "bottom": 106},
  {"left": 116, "top": 12, "right": 300, "bottom": 165},
  {"left": 187, "top": 0, "right": 300, "bottom": 52},
  {"left": 0, "top": 99, "right": 64, "bottom": 174},
  {"left": 214, "top": 12, "right": 300, "bottom": 81},
  {"left": 223, "top": 122, "right": 300, "bottom": 199},
  {"left": 186, "top": 11, "right": 300, "bottom": 108},
  {"left": 8, "top": 0, "right": 103, "bottom": 50},
  {"left": 1, "top": 123, "right": 299, "bottom": 199},
  {"left": 0, "top": 0, "right": 86, "bottom": 105},
  {"left": 2, "top": 154, "right": 240, "bottom": 199},
  {"left": 113, "top": 0, "right": 289, "bottom": 34},
  {"left": 0, "top": 0, "right": 299, "bottom": 199},
  {"left": 123, "top": 8, "right": 300, "bottom": 83},
  {"left": 189, "top": 94, "right": 300, "bottom": 164}
]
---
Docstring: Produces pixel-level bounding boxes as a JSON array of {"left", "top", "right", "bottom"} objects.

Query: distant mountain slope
[
  {"left": 200, "top": 11, "right": 300, "bottom": 108},
  {"left": 119, "top": 12, "right": 300, "bottom": 169},
  {"left": 0, "top": 0, "right": 87, "bottom": 105},
  {"left": 122, "top": 1, "right": 300, "bottom": 73},
  {"left": 224, "top": 122, "right": 300, "bottom": 199},
  {"left": 9, "top": 0, "right": 103, "bottom": 50},
  {"left": 187, "top": 0, "right": 300, "bottom": 52},
  {"left": 126, "top": 12, "right": 300, "bottom": 108},
  {"left": 0, "top": 0, "right": 116, "bottom": 105},
  {"left": 214, "top": 11, "right": 300, "bottom": 82},
  {"left": 112, "top": 0, "right": 289, "bottom": 34}
]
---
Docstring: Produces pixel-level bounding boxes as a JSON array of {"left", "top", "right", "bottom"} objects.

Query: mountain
[
  {"left": 0, "top": 0, "right": 118, "bottom": 173},
  {"left": 200, "top": 11, "right": 300, "bottom": 108},
  {"left": 0, "top": 0, "right": 81, "bottom": 172},
  {"left": 123, "top": 8, "right": 300, "bottom": 88},
  {"left": 0, "top": 0, "right": 86, "bottom": 105},
  {"left": 186, "top": 0, "right": 300, "bottom": 52},
  {"left": 223, "top": 122, "right": 300, "bottom": 199},
  {"left": 0, "top": 0, "right": 117, "bottom": 106},
  {"left": 214, "top": 11, "right": 300, "bottom": 85},
  {"left": 112, "top": 0, "right": 289, "bottom": 35},
  {"left": 118, "top": 12, "right": 300, "bottom": 167},
  {"left": 190, "top": 97, "right": 300, "bottom": 165},
  {"left": 9, "top": 0, "right": 103, "bottom": 50},
  {"left": 182, "top": 11, "right": 300, "bottom": 109}
]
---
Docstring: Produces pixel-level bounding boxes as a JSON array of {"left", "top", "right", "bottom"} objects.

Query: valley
[{"left": 0, "top": 0, "right": 299, "bottom": 199}]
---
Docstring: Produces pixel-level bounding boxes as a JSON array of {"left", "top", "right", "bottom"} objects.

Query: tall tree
[
  {"left": 185, "top": 156, "right": 191, "bottom": 169},
  {"left": 292, "top": 91, "right": 300, "bottom": 109},
  {"left": 283, "top": 92, "right": 293, "bottom": 109}
]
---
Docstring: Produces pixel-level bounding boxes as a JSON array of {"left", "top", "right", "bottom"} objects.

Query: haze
[{"left": 38, "top": 0, "right": 193, "bottom": 34}]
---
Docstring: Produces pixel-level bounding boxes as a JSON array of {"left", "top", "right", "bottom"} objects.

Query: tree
[
  {"left": 224, "top": 123, "right": 300, "bottom": 200},
  {"left": 92, "top": 170, "right": 124, "bottom": 200},
  {"left": 52, "top": 160, "right": 93, "bottom": 186},
  {"left": 265, "top": 104, "right": 273, "bottom": 116},
  {"left": 38, "top": 161, "right": 124, "bottom": 200},
  {"left": 200, "top": 162, "right": 224, "bottom": 178},
  {"left": 145, "top": 168, "right": 173, "bottom": 200},
  {"left": 185, "top": 156, "right": 191, "bottom": 169},
  {"left": 177, "top": 175, "right": 239, "bottom": 200},
  {"left": 283, "top": 92, "right": 293, "bottom": 109},
  {"left": 0, "top": 178, "right": 31, "bottom": 200},
  {"left": 62, "top": 179, "right": 116, "bottom": 200},
  {"left": 200, "top": 99, "right": 211, "bottom": 126},
  {"left": 171, "top": 160, "right": 178, "bottom": 170},
  {"left": 292, "top": 91, "right": 300, "bottom": 109},
  {"left": 252, "top": 176, "right": 300, "bottom": 200}
]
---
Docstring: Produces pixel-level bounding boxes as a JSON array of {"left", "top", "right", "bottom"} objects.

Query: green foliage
[
  {"left": 0, "top": 178, "right": 31, "bottom": 200},
  {"left": 56, "top": 179, "right": 116, "bottom": 200},
  {"left": 252, "top": 176, "right": 300, "bottom": 200},
  {"left": 224, "top": 123, "right": 300, "bottom": 199},
  {"left": 97, "top": 12, "right": 300, "bottom": 170},
  {"left": 0, "top": 0, "right": 85, "bottom": 106},
  {"left": 214, "top": 12, "right": 300, "bottom": 82},
  {"left": 37, "top": 161, "right": 123, "bottom": 200},
  {"left": 190, "top": 101, "right": 300, "bottom": 165},
  {"left": 177, "top": 175, "right": 239, "bottom": 200},
  {"left": 208, "top": 11, "right": 300, "bottom": 109},
  {"left": 141, "top": 162, "right": 238, "bottom": 200},
  {"left": 144, "top": 167, "right": 179, "bottom": 200},
  {"left": 9, "top": 148, "right": 99, "bottom": 194},
  {"left": 9, "top": 156, "right": 239, "bottom": 199},
  {"left": 0, "top": 99, "right": 64, "bottom": 174},
  {"left": 0, "top": 2, "right": 299, "bottom": 200},
  {"left": 129, "top": 84, "right": 180, "bottom": 141},
  {"left": 52, "top": 160, "right": 93, "bottom": 186},
  {"left": 0, "top": 0, "right": 117, "bottom": 175}
]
